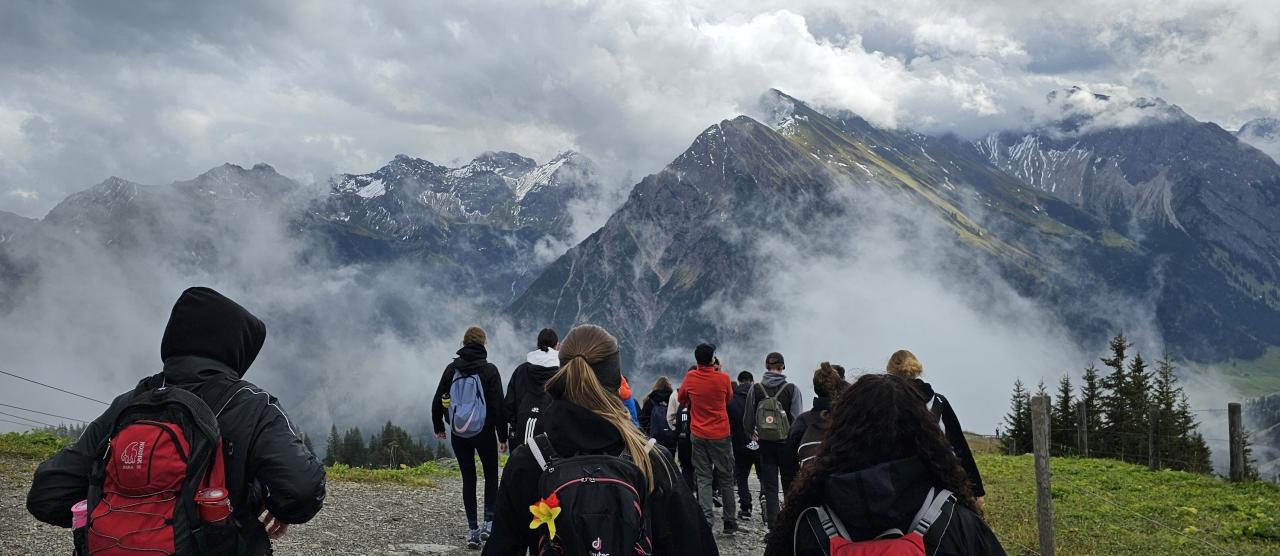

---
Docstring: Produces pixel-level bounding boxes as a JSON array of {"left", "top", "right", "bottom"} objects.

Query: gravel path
[{"left": 3, "top": 455, "right": 766, "bottom": 555}]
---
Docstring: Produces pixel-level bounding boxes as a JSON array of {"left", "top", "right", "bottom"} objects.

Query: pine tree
[
  {"left": 341, "top": 427, "right": 367, "bottom": 467},
  {"left": 1003, "top": 380, "right": 1033, "bottom": 455},
  {"left": 1051, "top": 374, "right": 1076, "bottom": 455},
  {"left": 1079, "top": 363, "right": 1104, "bottom": 456},
  {"left": 1099, "top": 333, "right": 1131, "bottom": 459},
  {"left": 302, "top": 432, "right": 315, "bottom": 455},
  {"left": 1121, "top": 353, "right": 1152, "bottom": 464},
  {"left": 1174, "top": 392, "right": 1212, "bottom": 473},
  {"left": 324, "top": 424, "right": 341, "bottom": 466}
]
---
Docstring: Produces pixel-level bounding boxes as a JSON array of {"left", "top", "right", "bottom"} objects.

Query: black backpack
[
  {"left": 796, "top": 410, "right": 832, "bottom": 468},
  {"left": 514, "top": 383, "right": 553, "bottom": 446},
  {"left": 676, "top": 405, "right": 691, "bottom": 441},
  {"left": 648, "top": 402, "right": 674, "bottom": 448},
  {"left": 527, "top": 433, "right": 653, "bottom": 556}
]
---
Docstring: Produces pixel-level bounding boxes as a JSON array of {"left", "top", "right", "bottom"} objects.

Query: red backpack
[
  {"left": 794, "top": 488, "right": 955, "bottom": 556},
  {"left": 78, "top": 383, "right": 242, "bottom": 555}
]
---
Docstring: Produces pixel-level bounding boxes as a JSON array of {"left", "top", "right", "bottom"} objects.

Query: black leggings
[{"left": 452, "top": 430, "right": 500, "bottom": 528}]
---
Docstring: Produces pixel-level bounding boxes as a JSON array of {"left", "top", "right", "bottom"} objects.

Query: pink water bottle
[
  {"left": 71, "top": 500, "right": 88, "bottom": 529},
  {"left": 195, "top": 488, "right": 232, "bottom": 525}
]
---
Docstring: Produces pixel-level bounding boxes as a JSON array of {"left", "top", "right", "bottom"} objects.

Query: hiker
[
  {"left": 482, "top": 325, "right": 717, "bottom": 556},
  {"left": 679, "top": 343, "right": 738, "bottom": 534},
  {"left": 743, "top": 351, "right": 803, "bottom": 527},
  {"left": 666, "top": 372, "right": 697, "bottom": 491},
  {"left": 766, "top": 373, "right": 1005, "bottom": 555},
  {"left": 641, "top": 376, "right": 678, "bottom": 453},
  {"left": 504, "top": 328, "right": 559, "bottom": 449},
  {"left": 728, "top": 370, "right": 762, "bottom": 521},
  {"left": 787, "top": 362, "right": 849, "bottom": 470},
  {"left": 886, "top": 349, "right": 986, "bottom": 510},
  {"left": 26, "top": 287, "right": 326, "bottom": 555},
  {"left": 432, "top": 326, "right": 508, "bottom": 549},
  {"left": 620, "top": 375, "right": 641, "bottom": 427}
]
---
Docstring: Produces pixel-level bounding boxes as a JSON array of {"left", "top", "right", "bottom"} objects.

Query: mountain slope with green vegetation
[{"left": 979, "top": 454, "right": 1279, "bottom": 555}]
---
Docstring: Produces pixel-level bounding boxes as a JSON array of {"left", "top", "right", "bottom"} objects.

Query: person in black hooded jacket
[
  {"left": 503, "top": 328, "right": 560, "bottom": 449},
  {"left": 767, "top": 374, "right": 1004, "bottom": 556},
  {"left": 786, "top": 362, "right": 847, "bottom": 470},
  {"left": 482, "top": 325, "right": 716, "bottom": 556},
  {"left": 26, "top": 287, "right": 326, "bottom": 555},
  {"left": 432, "top": 326, "right": 508, "bottom": 548},
  {"left": 886, "top": 350, "right": 986, "bottom": 508}
]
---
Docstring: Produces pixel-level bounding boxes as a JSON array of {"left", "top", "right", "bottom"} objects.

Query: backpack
[
  {"left": 80, "top": 383, "right": 241, "bottom": 555},
  {"left": 448, "top": 370, "right": 487, "bottom": 439},
  {"left": 514, "top": 383, "right": 552, "bottom": 446},
  {"left": 796, "top": 411, "right": 831, "bottom": 467},
  {"left": 927, "top": 395, "right": 946, "bottom": 435},
  {"left": 675, "top": 405, "right": 692, "bottom": 441},
  {"left": 527, "top": 433, "right": 653, "bottom": 556},
  {"left": 648, "top": 402, "right": 674, "bottom": 447},
  {"left": 754, "top": 384, "right": 792, "bottom": 442},
  {"left": 795, "top": 488, "right": 955, "bottom": 556}
]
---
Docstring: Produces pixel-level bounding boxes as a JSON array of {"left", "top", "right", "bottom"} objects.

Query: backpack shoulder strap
[
  {"left": 910, "top": 488, "right": 955, "bottom": 536},
  {"left": 529, "top": 433, "right": 560, "bottom": 471}
]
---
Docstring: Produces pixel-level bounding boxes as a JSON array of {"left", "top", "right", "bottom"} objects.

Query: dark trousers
[
  {"left": 733, "top": 447, "right": 761, "bottom": 513},
  {"left": 452, "top": 430, "right": 500, "bottom": 529},
  {"left": 691, "top": 436, "right": 737, "bottom": 528},
  {"left": 677, "top": 437, "right": 696, "bottom": 491},
  {"left": 757, "top": 440, "right": 787, "bottom": 526}
]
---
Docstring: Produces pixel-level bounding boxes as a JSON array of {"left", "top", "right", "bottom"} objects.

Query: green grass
[
  {"left": 979, "top": 454, "right": 1280, "bottom": 555},
  {"left": 1213, "top": 346, "right": 1280, "bottom": 396},
  {"left": 325, "top": 454, "right": 509, "bottom": 488},
  {"left": 0, "top": 431, "right": 73, "bottom": 459}
]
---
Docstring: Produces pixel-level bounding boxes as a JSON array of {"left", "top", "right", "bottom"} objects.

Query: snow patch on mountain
[
  {"left": 1237, "top": 117, "right": 1280, "bottom": 163},
  {"left": 355, "top": 178, "right": 386, "bottom": 198}
]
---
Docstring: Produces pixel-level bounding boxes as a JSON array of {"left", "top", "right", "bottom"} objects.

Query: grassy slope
[
  {"left": 1216, "top": 346, "right": 1280, "bottom": 396},
  {"left": 979, "top": 454, "right": 1280, "bottom": 555}
]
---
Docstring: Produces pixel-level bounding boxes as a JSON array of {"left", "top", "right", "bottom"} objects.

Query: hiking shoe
[
  {"left": 737, "top": 508, "right": 752, "bottom": 520},
  {"left": 466, "top": 528, "right": 482, "bottom": 550},
  {"left": 480, "top": 521, "right": 493, "bottom": 542},
  {"left": 723, "top": 521, "right": 739, "bottom": 535}
]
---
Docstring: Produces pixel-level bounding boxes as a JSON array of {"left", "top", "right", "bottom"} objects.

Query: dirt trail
[{"left": 2, "top": 455, "right": 765, "bottom": 555}]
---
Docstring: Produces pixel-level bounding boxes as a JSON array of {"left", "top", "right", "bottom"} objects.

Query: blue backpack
[
  {"left": 448, "top": 371, "right": 487, "bottom": 438},
  {"left": 648, "top": 401, "right": 674, "bottom": 448}
]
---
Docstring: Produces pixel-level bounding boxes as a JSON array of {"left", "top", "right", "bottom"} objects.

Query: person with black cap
[
  {"left": 27, "top": 287, "right": 326, "bottom": 555},
  {"left": 678, "top": 343, "right": 738, "bottom": 534},
  {"left": 482, "top": 325, "right": 715, "bottom": 556},
  {"left": 743, "top": 351, "right": 803, "bottom": 528}
]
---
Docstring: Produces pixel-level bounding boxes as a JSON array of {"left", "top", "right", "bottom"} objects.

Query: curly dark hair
[{"left": 765, "top": 373, "right": 975, "bottom": 555}]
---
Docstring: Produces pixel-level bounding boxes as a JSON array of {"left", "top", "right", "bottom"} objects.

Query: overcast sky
[{"left": 1, "top": 0, "right": 1276, "bottom": 217}]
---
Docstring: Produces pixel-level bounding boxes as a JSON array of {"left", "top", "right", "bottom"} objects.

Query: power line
[
  {"left": 0, "top": 417, "right": 44, "bottom": 429},
  {"left": 0, "top": 410, "right": 53, "bottom": 428},
  {"left": 0, "top": 402, "right": 89, "bottom": 423},
  {"left": 0, "top": 369, "right": 109, "bottom": 405}
]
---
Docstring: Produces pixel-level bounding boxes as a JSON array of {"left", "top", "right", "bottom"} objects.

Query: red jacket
[{"left": 678, "top": 365, "right": 733, "bottom": 440}]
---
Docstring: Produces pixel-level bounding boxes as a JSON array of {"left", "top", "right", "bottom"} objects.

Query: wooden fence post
[
  {"left": 1031, "top": 395, "right": 1055, "bottom": 556},
  {"left": 1148, "top": 407, "right": 1160, "bottom": 471},
  {"left": 1076, "top": 400, "right": 1089, "bottom": 458},
  {"left": 1229, "top": 402, "right": 1244, "bottom": 482}
]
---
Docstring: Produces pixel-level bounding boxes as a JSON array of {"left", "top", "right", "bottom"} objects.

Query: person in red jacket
[{"left": 678, "top": 343, "right": 738, "bottom": 534}]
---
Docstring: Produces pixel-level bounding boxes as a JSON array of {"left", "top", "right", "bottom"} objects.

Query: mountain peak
[{"left": 1043, "top": 87, "right": 1191, "bottom": 135}]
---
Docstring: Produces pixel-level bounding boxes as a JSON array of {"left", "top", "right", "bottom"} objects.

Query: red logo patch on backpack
[{"left": 81, "top": 385, "right": 240, "bottom": 555}]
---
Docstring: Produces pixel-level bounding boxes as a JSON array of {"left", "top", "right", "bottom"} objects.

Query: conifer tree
[
  {"left": 1080, "top": 363, "right": 1104, "bottom": 453},
  {"left": 1099, "top": 332, "right": 1131, "bottom": 458},
  {"left": 1003, "top": 380, "right": 1032, "bottom": 455},
  {"left": 302, "top": 432, "right": 315, "bottom": 455},
  {"left": 1051, "top": 374, "right": 1076, "bottom": 455},
  {"left": 324, "top": 424, "right": 341, "bottom": 466},
  {"left": 1121, "top": 353, "right": 1152, "bottom": 464},
  {"left": 341, "top": 427, "right": 367, "bottom": 467}
]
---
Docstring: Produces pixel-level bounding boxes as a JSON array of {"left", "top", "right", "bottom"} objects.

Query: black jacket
[
  {"left": 432, "top": 343, "right": 508, "bottom": 443},
  {"left": 26, "top": 287, "right": 326, "bottom": 555},
  {"left": 503, "top": 349, "right": 560, "bottom": 447},
  {"left": 775, "top": 457, "right": 1004, "bottom": 556},
  {"left": 481, "top": 401, "right": 717, "bottom": 556},
  {"left": 727, "top": 382, "right": 754, "bottom": 451},
  {"left": 912, "top": 379, "right": 985, "bottom": 497}
]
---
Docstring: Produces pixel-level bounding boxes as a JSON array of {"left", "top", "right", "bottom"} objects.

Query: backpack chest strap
[
  {"left": 529, "top": 433, "right": 559, "bottom": 471},
  {"left": 910, "top": 487, "right": 955, "bottom": 536}
]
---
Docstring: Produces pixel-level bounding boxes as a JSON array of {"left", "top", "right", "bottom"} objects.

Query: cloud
[{"left": 1, "top": 0, "right": 1276, "bottom": 217}]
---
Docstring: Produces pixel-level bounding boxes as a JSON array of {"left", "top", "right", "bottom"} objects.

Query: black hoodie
[
  {"left": 503, "top": 348, "right": 560, "bottom": 447},
  {"left": 727, "top": 381, "right": 754, "bottom": 451},
  {"left": 27, "top": 287, "right": 326, "bottom": 555},
  {"left": 912, "top": 379, "right": 985, "bottom": 497},
  {"left": 481, "top": 401, "right": 717, "bottom": 556},
  {"left": 777, "top": 457, "right": 1004, "bottom": 556},
  {"left": 432, "top": 343, "right": 508, "bottom": 443}
]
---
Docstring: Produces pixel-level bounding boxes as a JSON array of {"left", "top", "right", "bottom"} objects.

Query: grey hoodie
[{"left": 743, "top": 371, "right": 803, "bottom": 438}]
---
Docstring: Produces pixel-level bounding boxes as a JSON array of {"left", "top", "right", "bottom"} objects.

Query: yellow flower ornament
[{"left": 529, "top": 493, "right": 562, "bottom": 539}]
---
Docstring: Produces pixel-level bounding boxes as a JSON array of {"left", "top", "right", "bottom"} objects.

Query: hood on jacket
[
  {"left": 160, "top": 287, "right": 266, "bottom": 378},
  {"left": 811, "top": 396, "right": 832, "bottom": 413},
  {"left": 733, "top": 382, "right": 754, "bottom": 398},
  {"left": 647, "top": 386, "right": 673, "bottom": 405},
  {"left": 761, "top": 371, "right": 789, "bottom": 389},
  {"left": 526, "top": 348, "right": 560, "bottom": 368},
  {"left": 824, "top": 456, "right": 940, "bottom": 539},
  {"left": 912, "top": 378, "right": 936, "bottom": 402},
  {"left": 543, "top": 398, "right": 624, "bottom": 456},
  {"left": 619, "top": 376, "right": 633, "bottom": 401},
  {"left": 453, "top": 343, "right": 490, "bottom": 375}
]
